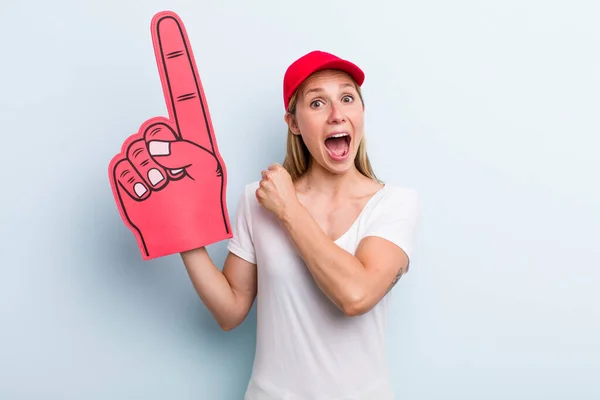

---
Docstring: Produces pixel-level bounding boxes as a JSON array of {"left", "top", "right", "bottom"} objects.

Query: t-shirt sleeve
[
  {"left": 227, "top": 184, "right": 257, "bottom": 264},
  {"left": 361, "top": 187, "right": 420, "bottom": 262}
]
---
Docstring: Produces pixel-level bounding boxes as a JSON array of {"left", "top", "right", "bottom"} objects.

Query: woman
[{"left": 180, "top": 50, "right": 419, "bottom": 399}]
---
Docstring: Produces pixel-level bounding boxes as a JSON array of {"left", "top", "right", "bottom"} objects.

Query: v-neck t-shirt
[{"left": 227, "top": 180, "right": 420, "bottom": 400}]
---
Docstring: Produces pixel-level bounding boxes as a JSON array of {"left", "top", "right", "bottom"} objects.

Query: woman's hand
[{"left": 256, "top": 163, "right": 300, "bottom": 220}]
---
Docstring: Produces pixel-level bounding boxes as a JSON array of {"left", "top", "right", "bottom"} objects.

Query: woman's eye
[
  {"left": 342, "top": 95, "right": 354, "bottom": 103},
  {"left": 311, "top": 100, "right": 323, "bottom": 108}
]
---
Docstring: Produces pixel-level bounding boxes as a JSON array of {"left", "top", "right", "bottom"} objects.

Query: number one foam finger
[{"left": 108, "top": 10, "right": 232, "bottom": 260}]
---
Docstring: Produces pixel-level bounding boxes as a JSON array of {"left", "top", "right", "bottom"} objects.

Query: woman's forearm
[
  {"left": 180, "top": 248, "right": 254, "bottom": 330},
  {"left": 280, "top": 202, "right": 369, "bottom": 315}
]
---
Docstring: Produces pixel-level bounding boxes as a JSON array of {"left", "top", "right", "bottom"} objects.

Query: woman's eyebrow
[{"left": 304, "top": 83, "right": 354, "bottom": 97}]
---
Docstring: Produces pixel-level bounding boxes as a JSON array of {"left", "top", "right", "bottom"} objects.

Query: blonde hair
[{"left": 282, "top": 75, "right": 380, "bottom": 183}]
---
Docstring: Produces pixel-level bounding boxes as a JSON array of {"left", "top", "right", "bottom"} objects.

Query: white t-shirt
[{"left": 227, "top": 181, "right": 419, "bottom": 400}]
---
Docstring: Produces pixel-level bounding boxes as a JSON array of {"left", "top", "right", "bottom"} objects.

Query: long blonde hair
[{"left": 281, "top": 75, "right": 380, "bottom": 183}]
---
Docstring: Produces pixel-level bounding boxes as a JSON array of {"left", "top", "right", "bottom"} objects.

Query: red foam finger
[
  {"left": 107, "top": 11, "right": 233, "bottom": 261},
  {"left": 151, "top": 11, "right": 218, "bottom": 155},
  {"left": 126, "top": 139, "right": 168, "bottom": 190}
]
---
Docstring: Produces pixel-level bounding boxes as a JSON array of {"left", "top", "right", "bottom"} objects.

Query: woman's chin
[{"left": 318, "top": 151, "right": 357, "bottom": 174}]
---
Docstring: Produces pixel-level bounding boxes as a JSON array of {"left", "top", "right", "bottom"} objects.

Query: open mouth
[{"left": 324, "top": 132, "right": 351, "bottom": 160}]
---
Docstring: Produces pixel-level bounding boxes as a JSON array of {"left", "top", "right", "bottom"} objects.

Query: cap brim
[{"left": 312, "top": 59, "right": 365, "bottom": 86}]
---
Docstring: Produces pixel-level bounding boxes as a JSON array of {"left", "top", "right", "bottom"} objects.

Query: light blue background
[{"left": 1, "top": 1, "right": 599, "bottom": 399}]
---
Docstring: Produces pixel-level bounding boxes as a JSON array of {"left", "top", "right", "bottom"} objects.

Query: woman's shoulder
[
  {"left": 370, "top": 183, "right": 419, "bottom": 214},
  {"left": 237, "top": 180, "right": 260, "bottom": 201},
  {"left": 241, "top": 180, "right": 261, "bottom": 192},
  {"left": 381, "top": 183, "right": 418, "bottom": 199}
]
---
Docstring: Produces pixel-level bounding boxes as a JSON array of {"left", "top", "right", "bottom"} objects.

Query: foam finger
[{"left": 151, "top": 11, "right": 216, "bottom": 153}]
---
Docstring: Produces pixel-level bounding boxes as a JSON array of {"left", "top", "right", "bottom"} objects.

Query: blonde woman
[{"left": 181, "top": 50, "right": 419, "bottom": 399}]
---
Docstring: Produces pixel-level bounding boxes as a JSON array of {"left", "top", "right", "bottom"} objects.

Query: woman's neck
[{"left": 295, "top": 161, "right": 367, "bottom": 198}]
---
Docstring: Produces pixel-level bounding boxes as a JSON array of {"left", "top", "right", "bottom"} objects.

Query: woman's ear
[{"left": 284, "top": 113, "right": 301, "bottom": 136}]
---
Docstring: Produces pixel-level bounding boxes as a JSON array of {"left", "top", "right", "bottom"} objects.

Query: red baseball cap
[{"left": 282, "top": 50, "right": 365, "bottom": 110}]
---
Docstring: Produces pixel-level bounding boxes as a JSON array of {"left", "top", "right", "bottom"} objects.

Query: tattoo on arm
[{"left": 385, "top": 267, "right": 405, "bottom": 294}]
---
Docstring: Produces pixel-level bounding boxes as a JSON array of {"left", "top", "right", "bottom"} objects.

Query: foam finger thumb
[{"left": 148, "top": 139, "right": 213, "bottom": 170}]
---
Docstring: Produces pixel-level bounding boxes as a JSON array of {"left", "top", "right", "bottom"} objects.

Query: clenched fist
[
  {"left": 108, "top": 11, "right": 232, "bottom": 260},
  {"left": 255, "top": 164, "right": 300, "bottom": 220}
]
